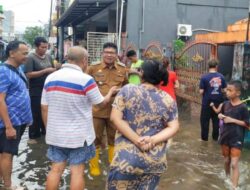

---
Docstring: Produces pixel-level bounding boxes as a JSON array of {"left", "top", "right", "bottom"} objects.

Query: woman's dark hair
[
  {"left": 34, "top": 36, "right": 48, "bottom": 47},
  {"left": 142, "top": 59, "right": 168, "bottom": 86},
  {"left": 6, "top": 40, "right": 26, "bottom": 58},
  {"left": 103, "top": 42, "right": 117, "bottom": 52}
]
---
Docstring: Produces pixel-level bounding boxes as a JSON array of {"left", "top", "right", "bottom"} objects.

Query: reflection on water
[{"left": 12, "top": 116, "right": 250, "bottom": 190}]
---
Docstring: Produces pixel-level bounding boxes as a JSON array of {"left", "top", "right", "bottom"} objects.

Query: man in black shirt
[{"left": 24, "top": 37, "right": 56, "bottom": 143}]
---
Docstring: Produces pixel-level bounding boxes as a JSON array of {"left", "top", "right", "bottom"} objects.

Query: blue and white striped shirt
[
  {"left": 42, "top": 64, "right": 104, "bottom": 148},
  {"left": 0, "top": 64, "right": 33, "bottom": 128}
]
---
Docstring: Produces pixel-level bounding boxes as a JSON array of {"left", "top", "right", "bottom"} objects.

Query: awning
[{"left": 56, "top": 0, "right": 115, "bottom": 27}]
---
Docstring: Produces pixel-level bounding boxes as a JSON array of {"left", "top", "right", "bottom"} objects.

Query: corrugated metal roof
[{"left": 55, "top": 0, "right": 114, "bottom": 27}]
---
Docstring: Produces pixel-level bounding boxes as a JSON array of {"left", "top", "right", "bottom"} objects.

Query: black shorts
[{"left": 0, "top": 125, "right": 26, "bottom": 155}]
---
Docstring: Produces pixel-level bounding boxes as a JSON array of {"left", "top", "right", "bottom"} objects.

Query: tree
[{"left": 23, "top": 26, "right": 44, "bottom": 47}]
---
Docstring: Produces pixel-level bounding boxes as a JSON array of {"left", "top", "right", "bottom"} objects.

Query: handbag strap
[{"left": 1, "top": 64, "right": 28, "bottom": 88}]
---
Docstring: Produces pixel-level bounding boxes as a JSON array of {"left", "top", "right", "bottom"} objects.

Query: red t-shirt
[{"left": 160, "top": 70, "right": 178, "bottom": 100}]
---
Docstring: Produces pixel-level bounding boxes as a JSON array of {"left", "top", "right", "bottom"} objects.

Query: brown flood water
[{"left": 12, "top": 113, "right": 250, "bottom": 190}]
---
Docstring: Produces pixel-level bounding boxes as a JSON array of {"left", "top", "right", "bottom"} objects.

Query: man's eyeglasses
[{"left": 103, "top": 51, "right": 117, "bottom": 55}]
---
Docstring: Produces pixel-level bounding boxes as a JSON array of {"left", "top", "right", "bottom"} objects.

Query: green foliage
[
  {"left": 173, "top": 39, "right": 185, "bottom": 53},
  {"left": 0, "top": 5, "right": 3, "bottom": 14},
  {"left": 173, "top": 39, "right": 187, "bottom": 67},
  {"left": 23, "top": 26, "right": 44, "bottom": 47},
  {"left": 176, "top": 54, "right": 188, "bottom": 68}
]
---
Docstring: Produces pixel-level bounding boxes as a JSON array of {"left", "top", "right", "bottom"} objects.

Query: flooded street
[{"left": 12, "top": 114, "right": 250, "bottom": 190}]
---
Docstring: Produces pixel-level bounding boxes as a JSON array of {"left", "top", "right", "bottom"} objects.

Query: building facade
[
  {"left": 0, "top": 5, "right": 5, "bottom": 38},
  {"left": 2, "top": 10, "right": 15, "bottom": 41},
  {"left": 127, "top": 0, "right": 248, "bottom": 53},
  {"left": 55, "top": 0, "right": 249, "bottom": 61}
]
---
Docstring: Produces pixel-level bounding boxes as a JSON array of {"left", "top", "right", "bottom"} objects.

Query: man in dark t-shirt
[
  {"left": 199, "top": 59, "right": 226, "bottom": 141},
  {"left": 24, "top": 37, "right": 56, "bottom": 143}
]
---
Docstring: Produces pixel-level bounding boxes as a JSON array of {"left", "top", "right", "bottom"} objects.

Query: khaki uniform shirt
[{"left": 87, "top": 61, "right": 127, "bottom": 118}]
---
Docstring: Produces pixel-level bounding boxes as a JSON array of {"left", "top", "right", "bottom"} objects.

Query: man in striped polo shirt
[
  {"left": 41, "top": 46, "right": 118, "bottom": 190},
  {"left": 0, "top": 41, "right": 33, "bottom": 189}
]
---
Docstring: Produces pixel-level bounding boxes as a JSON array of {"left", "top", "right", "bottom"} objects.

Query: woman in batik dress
[{"left": 107, "top": 59, "right": 179, "bottom": 190}]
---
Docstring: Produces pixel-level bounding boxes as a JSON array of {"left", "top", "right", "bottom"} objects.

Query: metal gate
[
  {"left": 87, "top": 32, "right": 117, "bottom": 64},
  {"left": 143, "top": 41, "right": 163, "bottom": 60},
  {"left": 175, "top": 40, "right": 218, "bottom": 104}
]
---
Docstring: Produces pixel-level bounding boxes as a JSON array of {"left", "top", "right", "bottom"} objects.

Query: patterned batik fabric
[
  {"left": 107, "top": 168, "right": 161, "bottom": 190},
  {"left": 108, "top": 84, "right": 178, "bottom": 183}
]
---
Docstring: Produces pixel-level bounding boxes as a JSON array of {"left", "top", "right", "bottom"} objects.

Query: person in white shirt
[{"left": 41, "top": 46, "right": 118, "bottom": 190}]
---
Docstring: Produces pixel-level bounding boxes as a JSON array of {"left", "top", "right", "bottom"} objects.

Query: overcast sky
[{"left": 0, "top": 0, "right": 53, "bottom": 32}]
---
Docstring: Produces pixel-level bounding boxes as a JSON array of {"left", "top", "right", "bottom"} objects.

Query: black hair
[
  {"left": 5, "top": 40, "right": 26, "bottom": 58},
  {"left": 227, "top": 80, "right": 243, "bottom": 92},
  {"left": 126, "top": 50, "right": 136, "bottom": 57},
  {"left": 103, "top": 42, "right": 117, "bottom": 52},
  {"left": 34, "top": 36, "right": 48, "bottom": 47},
  {"left": 208, "top": 59, "right": 219, "bottom": 68},
  {"left": 141, "top": 59, "right": 168, "bottom": 86}
]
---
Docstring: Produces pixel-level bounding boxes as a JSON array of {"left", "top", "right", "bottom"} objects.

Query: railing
[{"left": 175, "top": 40, "right": 218, "bottom": 104}]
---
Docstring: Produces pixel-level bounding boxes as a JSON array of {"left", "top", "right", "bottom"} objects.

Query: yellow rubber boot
[
  {"left": 89, "top": 148, "right": 101, "bottom": 176},
  {"left": 108, "top": 145, "right": 114, "bottom": 164}
]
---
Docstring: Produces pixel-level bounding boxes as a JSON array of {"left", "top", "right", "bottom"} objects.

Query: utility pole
[
  {"left": 246, "top": 0, "right": 250, "bottom": 41},
  {"left": 116, "top": 0, "right": 119, "bottom": 35},
  {"left": 48, "top": 0, "right": 53, "bottom": 39},
  {"left": 56, "top": 0, "right": 60, "bottom": 61},
  {"left": 58, "top": 0, "right": 65, "bottom": 62},
  {"left": 117, "top": 0, "right": 125, "bottom": 54}
]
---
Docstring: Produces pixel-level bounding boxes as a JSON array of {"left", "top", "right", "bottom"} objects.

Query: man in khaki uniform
[{"left": 87, "top": 42, "right": 127, "bottom": 176}]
